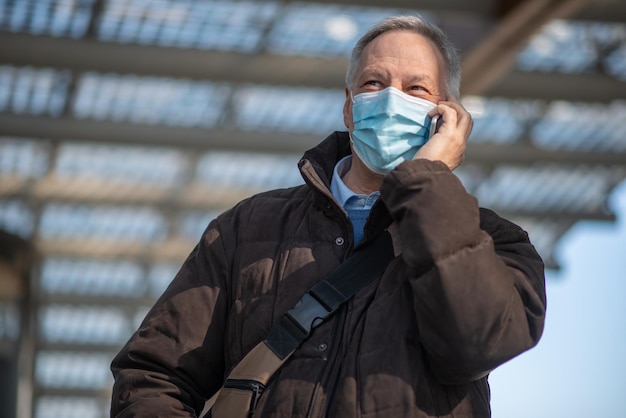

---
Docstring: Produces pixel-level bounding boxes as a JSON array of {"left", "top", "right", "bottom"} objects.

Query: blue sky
[{"left": 490, "top": 180, "right": 626, "bottom": 417}]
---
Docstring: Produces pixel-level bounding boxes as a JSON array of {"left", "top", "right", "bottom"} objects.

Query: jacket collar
[
  {"left": 298, "top": 131, "right": 352, "bottom": 207},
  {"left": 298, "top": 131, "right": 352, "bottom": 190},
  {"left": 298, "top": 131, "right": 393, "bottom": 239}
]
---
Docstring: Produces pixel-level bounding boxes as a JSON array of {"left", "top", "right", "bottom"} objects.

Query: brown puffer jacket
[{"left": 110, "top": 131, "right": 546, "bottom": 418}]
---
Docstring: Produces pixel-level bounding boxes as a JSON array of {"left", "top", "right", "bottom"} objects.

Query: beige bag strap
[{"left": 200, "top": 341, "right": 292, "bottom": 417}]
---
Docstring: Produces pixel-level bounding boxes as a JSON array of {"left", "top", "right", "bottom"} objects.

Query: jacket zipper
[{"left": 306, "top": 306, "right": 348, "bottom": 418}]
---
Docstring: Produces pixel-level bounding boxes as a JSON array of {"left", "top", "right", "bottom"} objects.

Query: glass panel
[
  {"left": 0, "top": 199, "right": 34, "bottom": 238},
  {"left": 518, "top": 19, "right": 626, "bottom": 79},
  {"left": 0, "top": 65, "right": 70, "bottom": 117},
  {"left": 196, "top": 151, "right": 303, "bottom": 190},
  {"left": 35, "top": 396, "right": 104, "bottom": 418},
  {"left": 234, "top": 85, "right": 345, "bottom": 135},
  {"left": 475, "top": 165, "right": 613, "bottom": 214},
  {"left": 35, "top": 351, "right": 113, "bottom": 388},
  {"left": 0, "top": 137, "right": 49, "bottom": 177},
  {"left": 605, "top": 43, "right": 626, "bottom": 81},
  {"left": 463, "top": 96, "right": 544, "bottom": 144},
  {"left": 0, "top": 0, "right": 94, "bottom": 38},
  {"left": 40, "top": 257, "right": 146, "bottom": 296},
  {"left": 97, "top": 0, "right": 280, "bottom": 52},
  {"left": 54, "top": 142, "right": 189, "bottom": 186},
  {"left": 39, "top": 203, "right": 168, "bottom": 241},
  {"left": 72, "top": 72, "right": 230, "bottom": 128},
  {"left": 40, "top": 305, "right": 132, "bottom": 345},
  {"left": 267, "top": 3, "right": 432, "bottom": 57},
  {"left": 0, "top": 301, "right": 20, "bottom": 342},
  {"left": 531, "top": 100, "right": 626, "bottom": 152}
]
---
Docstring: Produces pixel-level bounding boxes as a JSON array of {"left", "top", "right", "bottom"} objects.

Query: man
[{"left": 110, "top": 15, "right": 546, "bottom": 417}]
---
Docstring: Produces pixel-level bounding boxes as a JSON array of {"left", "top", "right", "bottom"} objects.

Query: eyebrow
[
  {"left": 357, "top": 68, "right": 388, "bottom": 81},
  {"left": 406, "top": 73, "right": 435, "bottom": 85},
  {"left": 358, "top": 68, "right": 435, "bottom": 86}
]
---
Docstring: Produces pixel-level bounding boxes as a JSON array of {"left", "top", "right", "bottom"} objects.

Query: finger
[{"left": 434, "top": 100, "right": 473, "bottom": 139}]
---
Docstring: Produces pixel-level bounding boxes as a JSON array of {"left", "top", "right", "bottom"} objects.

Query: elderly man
[{"left": 110, "top": 15, "right": 546, "bottom": 418}]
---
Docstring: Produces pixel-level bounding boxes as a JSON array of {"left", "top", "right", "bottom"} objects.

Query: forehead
[{"left": 356, "top": 30, "right": 445, "bottom": 79}]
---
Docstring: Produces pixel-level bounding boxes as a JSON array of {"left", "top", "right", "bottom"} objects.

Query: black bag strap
[{"left": 264, "top": 230, "right": 395, "bottom": 359}]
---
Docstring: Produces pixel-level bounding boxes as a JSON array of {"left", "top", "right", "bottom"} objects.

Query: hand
[{"left": 414, "top": 96, "right": 473, "bottom": 171}]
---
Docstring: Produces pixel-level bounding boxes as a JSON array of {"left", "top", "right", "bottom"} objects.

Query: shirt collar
[{"left": 330, "top": 155, "right": 380, "bottom": 208}]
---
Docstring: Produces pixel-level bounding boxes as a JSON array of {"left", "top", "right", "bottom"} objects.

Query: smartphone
[{"left": 429, "top": 115, "right": 442, "bottom": 139}]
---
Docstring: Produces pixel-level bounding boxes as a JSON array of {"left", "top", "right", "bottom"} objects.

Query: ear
[{"left": 342, "top": 87, "right": 353, "bottom": 131}]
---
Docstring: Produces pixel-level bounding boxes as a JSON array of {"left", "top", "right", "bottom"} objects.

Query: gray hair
[{"left": 345, "top": 15, "right": 461, "bottom": 98}]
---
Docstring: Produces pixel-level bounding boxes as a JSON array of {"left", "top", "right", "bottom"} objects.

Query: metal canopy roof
[{"left": 1, "top": 1, "right": 626, "bottom": 417}]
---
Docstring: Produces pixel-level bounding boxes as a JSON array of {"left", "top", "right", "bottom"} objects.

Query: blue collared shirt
[{"left": 330, "top": 155, "right": 380, "bottom": 243}]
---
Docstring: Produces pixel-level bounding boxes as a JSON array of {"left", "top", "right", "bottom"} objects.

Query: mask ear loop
[
  {"left": 348, "top": 89, "right": 355, "bottom": 144},
  {"left": 347, "top": 89, "right": 370, "bottom": 171}
]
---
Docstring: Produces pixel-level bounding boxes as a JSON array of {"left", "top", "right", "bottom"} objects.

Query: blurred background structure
[{"left": 0, "top": 0, "right": 625, "bottom": 417}]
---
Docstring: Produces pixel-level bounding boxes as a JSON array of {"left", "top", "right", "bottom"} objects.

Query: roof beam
[
  {"left": 298, "top": 0, "right": 626, "bottom": 22},
  {"left": 0, "top": 33, "right": 348, "bottom": 88},
  {"left": 462, "top": 0, "right": 591, "bottom": 96},
  {"left": 485, "top": 70, "right": 626, "bottom": 102},
  {"left": 3, "top": 173, "right": 620, "bottom": 224},
  {"left": 573, "top": 0, "right": 626, "bottom": 22},
  {"left": 24, "top": 207, "right": 612, "bottom": 266},
  {"left": 1, "top": 114, "right": 625, "bottom": 168},
  {"left": 34, "top": 387, "right": 113, "bottom": 399},
  {"left": 1, "top": 31, "right": 621, "bottom": 102},
  {"left": 498, "top": 208, "right": 615, "bottom": 223},
  {"left": 0, "top": 114, "right": 318, "bottom": 153},
  {"left": 465, "top": 142, "right": 626, "bottom": 168},
  {"left": 288, "top": 0, "right": 497, "bottom": 15}
]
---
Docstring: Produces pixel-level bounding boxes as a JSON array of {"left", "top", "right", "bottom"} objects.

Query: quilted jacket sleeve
[
  {"left": 380, "top": 159, "right": 546, "bottom": 385},
  {"left": 110, "top": 217, "right": 232, "bottom": 417}
]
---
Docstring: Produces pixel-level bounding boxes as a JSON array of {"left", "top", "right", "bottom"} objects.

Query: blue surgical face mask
[{"left": 350, "top": 86, "right": 436, "bottom": 174}]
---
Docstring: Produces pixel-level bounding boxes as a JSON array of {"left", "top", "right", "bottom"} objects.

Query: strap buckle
[
  {"left": 265, "top": 290, "right": 336, "bottom": 359},
  {"left": 284, "top": 292, "right": 330, "bottom": 337}
]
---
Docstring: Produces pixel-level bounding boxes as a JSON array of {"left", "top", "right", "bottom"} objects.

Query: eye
[
  {"left": 409, "top": 85, "right": 427, "bottom": 92},
  {"left": 407, "top": 85, "right": 432, "bottom": 98},
  {"left": 362, "top": 80, "right": 382, "bottom": 89}
]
